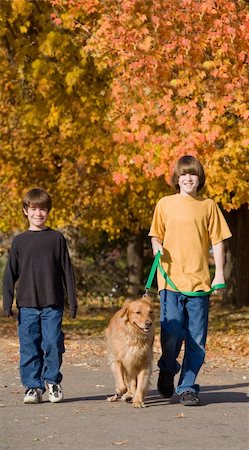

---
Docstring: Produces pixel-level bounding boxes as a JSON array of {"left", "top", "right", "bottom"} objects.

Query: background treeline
[{"left": 0, "top": 0, "right": 248, "bottom": 306}]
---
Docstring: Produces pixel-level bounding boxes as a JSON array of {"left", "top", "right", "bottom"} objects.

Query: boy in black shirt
[{"left": 3, "top": 188, "right": 77, "bottom": 404}]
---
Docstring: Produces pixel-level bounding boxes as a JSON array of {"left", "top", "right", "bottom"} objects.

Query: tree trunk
[
  {"left": 223, "top": 204, "right": 249, "bottom": 307},
  {"left": 127, "top": 233, "right": 144, "bottom": 296}
]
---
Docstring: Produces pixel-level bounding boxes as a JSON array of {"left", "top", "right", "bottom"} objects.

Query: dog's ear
[{"left": 120, "top": 300, "right": 132, "bottom": 318}]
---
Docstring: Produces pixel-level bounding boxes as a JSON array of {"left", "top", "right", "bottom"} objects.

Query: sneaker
[
  {"left": 23, "top": 388, "right": 43, "bottom": 404},
  {"left": 157, "top": 370, "right": 174, "bottom": 398},
  {"left": 180, "top": 390, "right": 200, "bottom": 406},
  {"left": 47, "top": 383, "right": 64, "bottom": 403}
]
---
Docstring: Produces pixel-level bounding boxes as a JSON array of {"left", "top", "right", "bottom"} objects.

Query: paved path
[{"left": 0, "top": 354, "right": 248, "bottom": 450}]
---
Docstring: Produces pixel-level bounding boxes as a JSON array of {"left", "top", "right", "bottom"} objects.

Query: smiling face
[
  {"left": 23, "top": 206, "right": 49, "bottom": 230},
  {"left": 178, "top": 173, "right": 199, "bottom": 197},
  {"left": 126, "top": 299, "right": 154, "bottom": 334},
  {"left": 171, "top": 155, "right": 205, "bottom": 194}
]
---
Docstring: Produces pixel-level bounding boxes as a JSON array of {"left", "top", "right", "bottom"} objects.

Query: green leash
[{"left": 145, "top": 251, "right": 226, "bottom": 297}]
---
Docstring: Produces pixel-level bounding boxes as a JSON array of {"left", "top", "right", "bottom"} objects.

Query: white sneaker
[
  {"left": 23, "top": 388, "right": 43, "bottom": 404},
  {"left": 47, "top": 383, "right": 64, "bottom": 403}
]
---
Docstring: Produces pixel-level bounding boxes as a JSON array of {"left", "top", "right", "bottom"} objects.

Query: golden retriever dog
[{"left": 105, "top": 297, "right": 154, "bottom": 408}]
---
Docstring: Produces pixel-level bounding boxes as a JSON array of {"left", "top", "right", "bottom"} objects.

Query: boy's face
[
  {"left": 23, "top": 206, "right": 49, "bottom": 230},
  {"left": 178, "top": 173, "right": 199, "bottom": 197}
]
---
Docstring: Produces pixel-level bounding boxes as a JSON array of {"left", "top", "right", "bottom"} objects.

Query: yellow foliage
[
  {"left": 60, "top": 12, "right": 76, "bottom": 29},
  {"left": 79, "top": 49, "right": 88, "bottom": 65},
  {"left": 37, "top": 78, "right": 51, "bottom": 96},
  {"left": 59, "top": 119, "right": 73, "bottom": 138},
  {"left": 19, "top": 25, "right": 28, "bottom": 33},
  {"left": 40, "top": 31, "right": 58, "bottom": 57},
  {"left": 47, "top": 104, "right": 60, "bottom": 128},
  {"left": 12, "top": 0, "right": 31, "bottom": 16},
  {"left": 202, "top": 60, "right": 215, "bottom": 69},
  {"left": 170, "top": 79, "right": 179, "bottom": 87},
  {"left": 65, "top": 67, "right": 84, "bottom": 93}
]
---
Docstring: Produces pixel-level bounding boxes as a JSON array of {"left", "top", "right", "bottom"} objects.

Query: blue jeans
[
  {"left": 158, "top": 289, "right": 209, "bottom": 395},
  {"left": 18, "top": 307, "right": 65, "bottom": 391}
]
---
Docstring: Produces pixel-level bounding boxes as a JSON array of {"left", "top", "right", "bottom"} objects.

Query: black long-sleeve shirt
[{"left": 3, "top": 228, "right": 77, "bottom": 318}]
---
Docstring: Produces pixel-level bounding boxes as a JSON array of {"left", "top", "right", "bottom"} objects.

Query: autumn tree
[
  {"left": 0, "top": 0, "right": 166, "bottom": 294},
  {"left": 0, "top": 0, "right": 113, "bottom": 234},
  {"left": 50, "top": 0, "right": 249, "bottom": 304},
  {"left": 0, "top": 0, "right": 248, "bottom": 303}
]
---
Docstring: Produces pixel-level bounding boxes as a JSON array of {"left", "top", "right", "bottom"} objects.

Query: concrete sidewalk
[{"left": 0, "top": 354, "right": 248, "bottom": 450}]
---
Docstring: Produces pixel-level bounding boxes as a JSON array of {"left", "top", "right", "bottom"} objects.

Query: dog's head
[{"left": 120, "top": 297, "right": 154, "bottom": 334}]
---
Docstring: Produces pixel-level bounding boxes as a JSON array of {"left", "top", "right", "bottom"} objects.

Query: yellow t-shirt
[{"left": 149, "top": 194, "right": 232, "bottom": 292}]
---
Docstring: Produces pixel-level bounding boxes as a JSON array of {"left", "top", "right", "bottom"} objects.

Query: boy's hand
[
  {"left": 151, "top": 238, "right": 164, "bottom": 256},
  {"left": 212, "top": 273, "right": 225, "bottom": 294}
]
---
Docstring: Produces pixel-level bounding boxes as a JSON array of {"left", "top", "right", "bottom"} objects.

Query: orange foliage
[
  {"left": 0, "top": 0, "right": 248, "bottom": 238},
  {"left": 52, "top": 0, "right": 249, "bottom": 210}
]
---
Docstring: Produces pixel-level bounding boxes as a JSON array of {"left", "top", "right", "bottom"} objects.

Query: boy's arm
[
  {"left": 211, "top": 241, "right": 225, "bottom": 288},
  {"left": 60, "top": 236, "right": 77, "bottom": 318},
  {"left": 3, "top": 246, "right": 18, "bottom": 317},
  {"left": 151, "top": 237, "right": 164, "bottom": 256},
  {"left": 149, "top": 200, "right": 165, "bottom": 256}
]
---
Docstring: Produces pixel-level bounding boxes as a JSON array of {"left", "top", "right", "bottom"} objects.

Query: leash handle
[
  {"left": 145, "top": 251, "right": 226, "bottom": 297},
  {"left": 145, "top": 251, "right": 161, "bottom": 291}
]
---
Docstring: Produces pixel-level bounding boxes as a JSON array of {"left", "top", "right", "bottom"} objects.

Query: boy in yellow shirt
[{"left": 149, "top": 155, "right": 232, "bottom": 406}]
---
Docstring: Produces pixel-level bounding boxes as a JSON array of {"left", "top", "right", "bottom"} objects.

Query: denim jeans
[
  {"left": 18, "top": 307, "right": 65, "bottom": 391},
  {"left": 158, "top": 289, "right": 209, "bottom": 395}
]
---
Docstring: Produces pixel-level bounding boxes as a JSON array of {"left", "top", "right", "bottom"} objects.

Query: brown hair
[
  {"left": 171, "top": 155, "right": 205, "bottom": 192},
  {"left": 22, "top": 188, "right": 52, "bottom": 212}
]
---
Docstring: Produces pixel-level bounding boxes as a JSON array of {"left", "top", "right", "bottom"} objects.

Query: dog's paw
[
  {"left": 107, "top": 394, "right": 118, "bottom": 402},
  {"left": 121, "top": 392, "right": 133, "bottom": 402},
  {"left": 132, "top": 400, "right": 146, "bottom": 408}
]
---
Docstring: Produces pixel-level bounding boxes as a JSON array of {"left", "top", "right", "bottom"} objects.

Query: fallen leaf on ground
[{"left": 176, "top": 412, "right": 186, "bottom": 418}]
